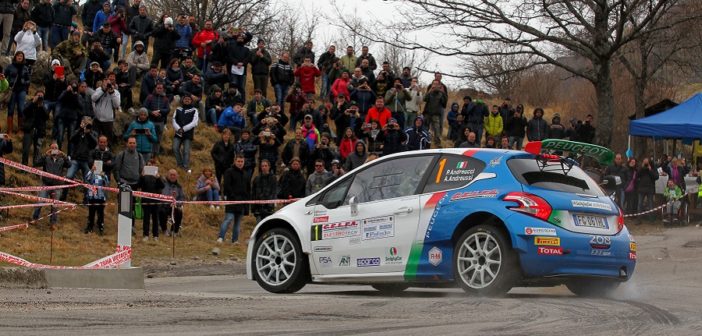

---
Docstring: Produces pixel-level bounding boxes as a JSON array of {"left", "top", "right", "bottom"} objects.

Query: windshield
[{"left": 507, "top": 158, "right": 604, "bottom": 196}]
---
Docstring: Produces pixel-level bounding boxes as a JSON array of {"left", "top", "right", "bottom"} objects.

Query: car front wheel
[
  {"left": 454, "top": 224, "right": 520, "bottom": 296},
  {"left": 253, "top": 228, "right": 308, "bottom": 293}
]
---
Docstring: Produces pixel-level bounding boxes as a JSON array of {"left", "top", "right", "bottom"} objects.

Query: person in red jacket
[
  {"left": 293, "top": 56, "right": 321, "bottom": 98},
  {"left": 338, "top": 127, "right": 356, "bottom": 161},
  {"left": 365, "top": 97, "right": 392, "bottom": 128},
  {"left": 330, "top": 70, "right": 351, "bottom": 101},
  {"left": 191, "top": 20, "right": 219, "bottom": 71}
]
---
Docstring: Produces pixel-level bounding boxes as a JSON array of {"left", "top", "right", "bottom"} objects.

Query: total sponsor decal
[
  {"left": 339, "top": 255, "right": 351, "bottom": 267},
  {"left": 537, "top": 246, "right": 563, "bottom": 256},
  {"left": 311, "top": 221, "right": 360, "bottom": 241},
  {"left": 313, "top": 216, "right": 329, "bottom": 223},
  {"left": 428, "top": 247, "right": 442, "bottom": 266},
  {"left": 385, "top": 247, "right": 402, "bottom": 265},
  {"left": 450, "top": 189, "right": 498, "bottom": 202},
  {"left": 357, "top": 257, "right": 381, "bottom": 267},
  {"left": 313, "top": 246, "right": 333, "bottom": 253},
  {"left": 589, "top": 235, "right": 612, "bottom": 249},
  {"left": 534, "top": 237, "right": 560, "bottom": 246},
  {"left": 362, "top": 216, "right": 395, "bottom": 240},
  {"left": 629, "top": 252, "right": 637, "bottom": 260},
  {"left": 571, "top": 200, "right": 613, "bottom": 211},
  {"left": 318, "top": 256, "right": 333, "bottom": 268},
  {"left": 630, "top": 242, "right": 637, "bottom": 252},
  {"left": 524, "top": 227, "right": 557, "bottom": 236}
]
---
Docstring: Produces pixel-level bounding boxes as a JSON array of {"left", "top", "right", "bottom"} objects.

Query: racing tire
[
  {"left": 371, "top": 284, "right": 410, "bottom": 294},
  {"left": 566, "top": 279, "right": 620, "bottom": 297},
  {"left": 454, "top": 224, "right": 520, "bottom": 297},
  {"left": 252, "top": 228, "right": 309, "bottom": 293}
]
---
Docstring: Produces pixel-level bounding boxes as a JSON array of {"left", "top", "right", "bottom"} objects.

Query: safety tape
[
  {"left": 0, "top": 246, "right": 131, "bottom": 269},
  {"left": 0, "top": 223, "right": 29, "bottom": 233},
  {"left": 0, "top": 157, "right": 91, "bottom": 190},
  {"left": 0, "top": 203, "right": 79, "bottom": 233},
  {"left": 0, "top": 184, "right": 82, "bottom": 192},
  {"left": 0, "top": 203, "right": 56, "bottom": 210},
  {"left": 0, "top": 189, "right": 75, "bottom": 206},
  {"left": 622, "top": 192, "right": 692, "bottom": 218}
]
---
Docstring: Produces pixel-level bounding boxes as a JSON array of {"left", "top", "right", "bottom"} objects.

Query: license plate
[{"left": 573, "top": 214, "right": 608, "bottom": 229}]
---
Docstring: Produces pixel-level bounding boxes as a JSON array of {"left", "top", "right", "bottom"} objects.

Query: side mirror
[{"left": 349, "top": 195, "right": 358, "bottom": 216}]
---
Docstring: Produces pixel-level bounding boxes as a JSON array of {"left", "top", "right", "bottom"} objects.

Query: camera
[
  {"left": 262, "top": 131, "right": 271, "bottom": 137},
  {"left": 51, "top": 149, "right": 59, "bottom": 155},
  {"left": 105, "top": 83, "right": 112, "bottom": 90},
  {"left": 71, "top": 83, "right": 78, "bottom": 90}
]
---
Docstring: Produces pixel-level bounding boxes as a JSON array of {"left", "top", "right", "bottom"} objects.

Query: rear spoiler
[{"left": 524, "top": 139, "right": 615, "bottom": 165}]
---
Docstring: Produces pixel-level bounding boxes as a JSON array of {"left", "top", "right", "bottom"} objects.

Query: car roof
[{"left": 379, "top": 148, "right": 526, "bottom": 161}]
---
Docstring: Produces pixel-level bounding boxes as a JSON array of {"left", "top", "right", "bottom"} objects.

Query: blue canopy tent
[{"left": 630, "top": 93, "right": 702, "bottom": 139}]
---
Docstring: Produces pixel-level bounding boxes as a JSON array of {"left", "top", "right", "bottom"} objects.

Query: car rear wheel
[
  {"left": 371, "top": 284, "right": 409, "bottom": 294},
  {"left": 454, "top": 224, "right": 520, "bottom": 296},
  {"left": 253, "top": 228, "right": 308, "bottom": 293},
  {"left": 566, "top": 279, "right": 620, "bottom": 297}
]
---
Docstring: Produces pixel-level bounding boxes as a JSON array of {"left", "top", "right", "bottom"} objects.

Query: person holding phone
[
  {"left": 31, "top": 142, "right": 69, "bottom": 224},
  {"left": 123, "top": 107, "right": 157, "bottom": 162}
]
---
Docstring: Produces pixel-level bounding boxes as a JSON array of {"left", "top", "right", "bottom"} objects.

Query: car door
[{"left": 310, "top": 155, "right": 435, "bottom": 275}]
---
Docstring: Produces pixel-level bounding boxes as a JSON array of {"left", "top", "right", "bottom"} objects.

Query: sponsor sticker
[
  {"left": 456, "top": 161, "right": 469, "bottom": 169},
  {"left": 313, "top": 216, "right": 329, "bottom": 223},
  {"left": 450, "top": 189, "right": 498, "bottom": 202},
  {"left": 589, "top": 235, "right": 612, "bottom": 249},
  {"left": 357, "top": 257, "right": 381, "bottom": 267},
  {"left": 314, "top": 210, "right": 327, "bottom": 216},
  {"left": 537, "top": 246, "right": 563, "bottom": 256},
  {"left": 571, "top": 200, "right": 613, "bottom": 211},
  {"left": 629, "top": 252, "right": 637, "bottom": 260},
  {"left": 311, "top": 221, "right": 360, "bottom": 241},
  {"left": 385, "top": 247, "right": 402, "bottom": 265},
  {"left": 428, "top": 247, "right": 442, "bottom": 266},
  {"left": 591, "top": 249, "right": 612, "bottom": 257},
  {"left": 630, "top": 242, "right": 637, "bottom": 252},
  {"left": 339, "top": 255, "right": 351, "bottom": 267},
  {"left": 534, "top": 237, "right": 560, "bottom": 246},
  {"left": 362, "top": 216, "right": 395, "bottom": 240},
  {"left": 489, "top": 156, "right": 502, "bottom": 167},
  {"left": 318, "top": 256, "right": 332, "bottom": 268},
  {"left": 524, "top": 227, "right": 557, "bottom": 236},
  {"left": 313, "top": 246, "right": 333, "bottom": 253}
]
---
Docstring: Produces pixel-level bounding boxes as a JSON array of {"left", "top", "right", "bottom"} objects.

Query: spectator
[
  {"left": 359, "top": 59, "right": 375, "bottom": 86},
  {"left": 458, "top": 131, "right": 479, "bottom": 148},
  {"left": 218, "top": 155, "right": 249, "bottom": 244},
  {"left": 115, "top": 60, "right": 133, "bottom": 109},
  {"left": 21, "top": 91, "right": 47, "bottom": 165},
  {"left": 339, "top": 46, "right": 356, "bottom": 72},
  {"left": 142, "top": 83, "right": 169, "bottom": 159},
  {"left": 91, "top": 2, "right": 112, "bottom": 35},
  {"left": 330, "top": 159, "right": 344, "bottom": 180},
  {"left": 282, "top": 128, "right": 310, "bottom": 172},
  {"left": 13, "top": 21, "right": 41, "bottom": 67},
  {"left": 663, "top": 179, "right": 683, "bottom": 221},
  {"left": 195, "top": 167, "right": 220, "bottom": 206},
  {"left": 123, "top": 108, "right": 157, "bottom": 162},
  {"left": 53, "top": 30, "right": 87, "bottom": 78},
  {"left": 374, "top": 69, "right": 391, "bottom": 98},
  {"left": 256, "top": 104, "right": 289, "bottom": 131},
  {"left": 355, "top": 46, "right": 377, "bottom": 71},
  {"left": 365, "top": 97, "right": 392, "bottom": 128},
  {"left": 306, "top": 159, "right": 333, "bottom": 195},
  {"left": 308, "top": 133, "right": 336, "bottom": 172},
  {"left": 604, "top": 153, "right": 628, "bottom": 208},
  {"left": 56, "top": 81, "right": 82, "bottom": 151},
  {"left": 172, "top": 95, "right": 199, "bottom": 170},
  {"left": 164, "top": 58, "right": 184, "bottom": 96},
  {"left": 138, "top": 160, "right": 164, "bottom": 241},
  {"left": 405, "top": 116, "right": 430, "bottom": 151},
  {"left": 4, "top": 51, "right": 30, "bottom": 135},
  {"left": 85, "top": 38, "right": 111, "bottom": 72},
  {"left": 250, "top": 38, "right": 272, "bottom": 97},
  {"left": 256, "top": 125, "right": 281, "bottom": 173},
  {"left": 113, "top": 136, "right": 144, "bottom": 189},
  {"left": 338, "top": 127, "right": 356, "bottom": 161},
  {"left": 294, "top": 57, "right": 321, "bottom": 98},
  {"left": 66, "top": 117, "right": 98, "bottom": 185},
  {"left": 406, "top": 77, "right": 423, "bottom": 123},
  {"left": 151, "top": 16, "right": 180, "bottom": 68},
  {"left": 331, "top": 95, "right": 352, "bottom": 138},
  {"left": 191, "top": 19, "right": 218, "bottom": 70},
  {"left": 330, "top": 70, "right": 351, "bottom": 101},
  {"left": 446, "top": 102, "right": 460, "bottom": 142},
  {"left": 398, "top": 67, "right": 412, "bottom": 88},
  {"left": 246, "top": 89, "right": 270, "bottom": 126},
  {"left": 662, "top": 158, "right": 688, "bottom": 189},
  {"left": 349, "top": 67, "right": 367, "bottom": 88},
  {"left": 235, "top": 129, "right": 257, "bottom": 178},
  {"left": 181, "top": 56, "right": 202, "bottom": 81},
  {"left": 278, "top": 157, "right": 306, "bottom": 199},
  {"left": 485, "top": 136, "right": 497, "bottom": 148},
  {"left": 31, "top": 142, "right": 68, "bottom": 224},
  {"left": 50, "top": 0, "right": 77, "bottom": 49},
  {"left": 484, "top": 105, "right": 504, "bottom": 140},
  {"left": 423, "top": 79, "right": 447, "bottom": 147},
  {"left": 505, "top": 109, "right": 527, "bottom": 150},
  {"left": 204, "top": 61, "right": 227, "bottom": 94},
  {"left": 251, "top": 159, "right": 277, "bottom": 222},
  {"left": 344, "top": 140, "right": 367, "bottom": 172},
  {"left": 350, "top": 79, "right": 376, "bottom": 119},
  {"left": 382, "top": 118, "right": 407, "bottom": 156},
  {"left": 623, "top": 158, "right": 638, "bottom": 215},
  {"left": 498, "top": 97, "right": 514, "bottom": 123},
  {"left": 576, "top": 114, "right": 596, "bottom": 144},
  {"left": 205, "top": 84, "right": 225, "bottom": 125},
  {"left": 636, "top": 157, "right": 658, "bottom": 217},
  {"left": 300, "top": 114, "right": 320, "bottom": 151},
  {"left": 107, "top": 7, "right": 128, "bottom": 61},
  {"left": 30, "top": 0, "right": 52, "bottom": 51},
  {"left": 178, "top": 73, "right": 203, "bottom": 108},
  {"left": 548, "top": 113, "right": 567, "bottom": 139},
  {"left": 217, "top": 103, "right": 246, "bottom": 135},
  {"left": 160, "top": 169, "right": 185, "bottom": 236},
  {"left": 91, "top": 79, "right": 120, "bottom": 142},
  {"left": 89, "top": 135, "right": 114, "bottom": 178},
  {"left": 84, "top": 61, "right": 106, "bottom": 89},
  {"left": 499, "top": 136, "right": 511, "bottom": 149},
  {"left": 81, "top": 0, "right": 102, "bottom": 36},
  {"left": 226, "top": 30, "right": 252, "bottom": 97},
  {"left": 83, "top": 163, "right": 109, "bottom": 235},
  {"left": 270, "top": 51, "right": 294, "bottom": 114},
  {"left": 363, "top": 121, "right": 383, "bottom": 155},
  {"left": 173, "top": 14, "right": 192, "bottom": 60},
  {"left": 285, "top": 85, "right": 307, "bottom": 131},
  {"left": 385, "top": 79, "right": 411, "bottom": 129},
  {"left": 128, "top": 5, "right": 153, "bottom": 51},
  {"left": 210, "top": 128, "right": 235, "bottom": 185},
  {"left": 317, "top": 45, "right": 336, "bottom": 98},
  {"left": 526, "top": 108, "right": 549, "bottom": 142},
  {"left": 292, "top": 40, "right": 314, "bottom": 67},
  {"left": 127, "top": 40, "right": 149, "bottom": 84}
]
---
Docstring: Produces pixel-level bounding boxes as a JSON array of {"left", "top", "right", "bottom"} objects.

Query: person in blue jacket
[{"left": 123, "top": 108, "right": 157, "bottom": 162}]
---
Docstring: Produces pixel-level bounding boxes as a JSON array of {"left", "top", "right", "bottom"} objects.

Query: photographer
[
  {"left": 350, "top": 78, "right": 376, "bottom": 117},
  {"left": 382, "top": 118, "right": 407, "bottom": 156},
  {"left": 423, "top": 79, "right": 448, "bottom": 147},
  {"left": 57, "top": 81, "right": 82, "bottom": 152},
  {"left": 151, "top": 16, "right": 180, "bottom": 69},
  {"left": 13, "top": 21, "right": 41, "bottom": 67},
  {"left": 85, "top": 60, "right": 106, "bottom": 89},
  {"left": 216, "top": 102, "right": 246, "bottom": 136},
  {"left": 174, "top": 14, "right": 193, "bottom": 61},
  {"left": 31, "top": 142, "right": 69, "bottom": 224},
  {"left": 91, "top": 79, "right": 121, "bottom": 143},
  {"left": 285, "top": 85, "right": 307, "bottom": 131},
  {"left": 308, "top": 133, "right": 336, "bottom": 172},
  {"left": 255, "top": 126, "right": 281, "bottom": 174},
  {"left": 282, "top": 128, "right": 310, "bottom": 172},
  {"left": 256, "top": 104, "right": 289, "bottom": 130},
  {"left": 93, "top": 22, "right": 121, "bottom": 69},
  {"left": 384, "top": 78, "right": 411, "bottom": 129},
  {"left": 246, "top": 89, "right": 270, "bottom": 127},
  {"left": 123, "top": 108, "right": 157, "bottom": 162},
  {"left": 65, "top": 117, "right": 98, "bottom": 186},
  {"left": 21, "top": 91, "right": 48, "bottom": 165}
]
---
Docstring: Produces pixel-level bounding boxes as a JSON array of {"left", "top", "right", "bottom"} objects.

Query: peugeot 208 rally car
[{"left": 246, "top": 144, "right": 636, "bottom": 296}]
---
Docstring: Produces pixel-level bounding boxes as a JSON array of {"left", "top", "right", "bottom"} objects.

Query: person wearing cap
[
  {"left": 250, "top": 38, "right": 272, "bottom": 97},
  {"left": 301, "top": 113, "right": 320, "bottom": 151},
  {"left": 548, "top": 113, "right": 567, "bottom": 139},
  {"left": 49, "top": 0, "right": 77, "bottom": 49},
  {"left": 270, "top": 51, "right": 294, "bottom": 113},
  {"left": 93, "top": 22, "right": 120, "bottom": 69},
  {"left": 85, "top": 59, "right": 105, "bottom": 89},
  {"left": 151, "top": 16, "right": 180, "bottom": 69},
  {"left": 484, "top": 104, "right": 504, "bottom": 141},
  {"left": 330, "top": 69, "right": 351, "bottom": 101},
  {"left": 365, "top": 97, "right": 392, "bottom": 128},
  {"left": 278, "top": 157, "right": 306, "bottom": 199},
  {"left": 53, "top": 30, "right": 87, "bottom": 77},
  {"left": 128, "top": 5, "right": 153, "bottom": 51},
  {"left": 172, "top": 94, "right": 199, "bottom": 169},
  {"left": 126, "top": 40, "right": 149, "bottom": 80},
  {"left": 30, "top": 0, "right": 53, "bottom": 51},
  {"left": 330, "top": 159, "right": 344, "bottom": 180}
]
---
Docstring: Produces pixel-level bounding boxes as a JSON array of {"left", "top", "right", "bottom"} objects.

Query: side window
[
  {"left": 345, "top": 156, "right": 434, "bottom": 204},
  {"left": 319, "top": 178, "right": 352, "bottom": 209},
  {"left": 423, "top": 155, "right": 486, "bottom": 193}
]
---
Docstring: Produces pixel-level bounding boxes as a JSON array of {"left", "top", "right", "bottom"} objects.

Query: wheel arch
[{"left": 450, "top": 211, "right": 513, "bottom": 249}]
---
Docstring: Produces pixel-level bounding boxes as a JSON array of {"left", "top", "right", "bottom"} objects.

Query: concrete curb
[
  {"left": 0, "top": 268, "right": 48, "bottom": 288},
  {"left": 43, "top": 268, "right": 145, "bottom": 289}
]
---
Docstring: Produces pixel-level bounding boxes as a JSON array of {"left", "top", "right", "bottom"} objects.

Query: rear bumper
[{"left": 507, "top": 213, "right": 636, "bottom": 281}]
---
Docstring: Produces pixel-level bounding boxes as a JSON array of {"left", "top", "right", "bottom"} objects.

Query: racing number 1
[{"left": 435, "top": 158, "right": 446, "bottom": 184}]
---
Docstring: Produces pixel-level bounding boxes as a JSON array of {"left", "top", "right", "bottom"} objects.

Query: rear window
[{"left": 507, "top": 158, "right": 604, "bottom": 196}]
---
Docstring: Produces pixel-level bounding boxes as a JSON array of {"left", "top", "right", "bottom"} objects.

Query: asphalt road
[{"left": 1, "top": 226, "right": 701, "bottom": 336}]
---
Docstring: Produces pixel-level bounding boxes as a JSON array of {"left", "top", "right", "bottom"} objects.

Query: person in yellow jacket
[{"left": 484, "top": 104, "right": 504, "bottom": 140}]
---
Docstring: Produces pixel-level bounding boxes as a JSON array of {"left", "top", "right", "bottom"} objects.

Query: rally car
[{"left": 245, "top": 140, "right": 636, "bottom": 296}]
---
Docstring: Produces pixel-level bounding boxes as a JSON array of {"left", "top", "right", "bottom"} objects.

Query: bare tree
[
  {"left": 259, "top": 9, "right": 319, "bottom": 61},
  {"left": 463, "top": 43, "right": 535, "bottom": 98},
  {"left": 377, "top": 43, "right": 430, "bottom": 79},
  {"left": 333, "top": 0, "right": 695, "bottom": 145}
]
